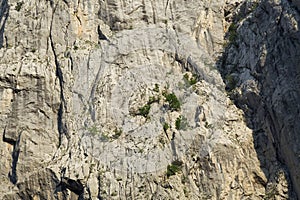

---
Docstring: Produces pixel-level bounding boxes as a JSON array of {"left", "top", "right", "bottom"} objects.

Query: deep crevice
[
  {"left": 8, "top": 132, "right": 21, "bottom": 184},
  {"left": 218, "top": 0, "right": 299, "bottom": 198},
  {"left": 97, "top": 25, "right": 109, "bottom": 42},
  {"left": 49, "top": 2, "right": 68, "bottom": 147},
  {"left": 0, "top": 0, "right": 9, "bottom": 49}
]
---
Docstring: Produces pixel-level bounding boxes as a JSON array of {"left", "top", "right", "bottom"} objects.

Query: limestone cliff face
[
  {"left": 221, "top": 0, "right": 300, "bottom": 198},
  {"left": 0, "top": 0, "right": 298, "bottom": 199}
]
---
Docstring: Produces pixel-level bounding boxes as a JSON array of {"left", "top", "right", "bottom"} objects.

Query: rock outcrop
[
  {"left": 221, "top": 0, "right": 300, "bottom": 198},
  {"left": 0, "top": 0, "right": 299, "bottom": 199}
]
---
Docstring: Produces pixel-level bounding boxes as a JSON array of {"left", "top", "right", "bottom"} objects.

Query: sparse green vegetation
[
  {"left": 31, "top": 48, "right": 37, "bottom": 53},
  {"left": 111, "top": 191, "right": 117, "bottom": 196},
  {"left": 162, "top": 19, "right": 168, "bottom": 24},
  {"left": 163, "top": 123, "right": 169, "bottom": 132},
  {"left": 153, "top": 83, "right": 160, "bottom": 92},
  {"left": 183, "top": 187, "right": 189, "bottom": 197},
  {"left": 264, "top": 185, "right": 277, "bottom": 200},
  {"left": 137, "top": 104, "right": 151, "bottom": 118},
  {"left": 228, "top": 23, "right": 238, "bottom": 43},
  {"left": 204, "top": 121, "right": 213, "bottom": 129},
  {"left": 112, "top": 128, "right": 122, "bottom": 139},
  {"left": 159, "top": 137, "right": 166, "bottom": 145},
  {"left": 166, "top": 160, "right": 183, "bottom": 177},
  {"left": 251, "top": 2, "right": 259, "bottom": 11},
  {"left": 175, "top": 117, "right": 181, "bottom": 130},
  {"left": 88, "top": 125, "right": 99, "bottom": 136},
  {"left": 15, "top": 1, "right": 24, "bottom": 12},
  {"left": 225, "top": 74, "right": 237, "bottom": 91},
  {"left": 181, "top": 175, "right": 189, "bottom": 184},
  {"left": 134, "top": 93, "right": 161, "bottom": 118},
  {"left": 163, "top": 92, "right": 181, "bottom": 111},
  {"left": 175, "top": 115, "right": 188, "bottom": 130},
  {"left": 183, "top": 73, "right": 198, "bottom": 86},
  {"left": 100, "top": 133, "right": 109, "bottom": 142},
  {"left": 148, "top": 96, "right": 160, "bottom": 104}
]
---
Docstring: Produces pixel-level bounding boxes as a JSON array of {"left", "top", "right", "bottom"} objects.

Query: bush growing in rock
[
  {"left": 138, "top": 104, "right": 151, "bottom": 118},
  {"left": 163, "top": 92, "right": 181, "bottom": 111},
  {"left": 166, "top": 160, "right": 183, "bottom": 177},
  {"left": 175, "top": 115, "right": 188, "bottom": 130}
]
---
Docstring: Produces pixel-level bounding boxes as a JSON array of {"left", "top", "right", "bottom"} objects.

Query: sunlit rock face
[{"left": 0, "top": 0, "right": 298, "bottom": 199}]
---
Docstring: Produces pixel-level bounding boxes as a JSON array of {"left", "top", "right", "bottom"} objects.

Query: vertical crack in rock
[
  {"left": 97, "top": 175, "right": 102, "bottom": 199},
  {"left": 0, "top": 0, "right": 9, "bottom": 48},
  {"left": 49, "top": 2, "right": 68, "bottom": 146},
  {"left": 2, "top": 0, "right": 300, "bottom": 199},
  {"left": 8, "top": 132, "right": 21, "bottom": 184},
  {"left": 97, "top": 25, "right": 109, "bottom": 41},
  {"left": 87, "top": 52, "right": 100, "bottom": 122},
  {"left": 3, "top": 88, "right": 22, "bottom": 185}
]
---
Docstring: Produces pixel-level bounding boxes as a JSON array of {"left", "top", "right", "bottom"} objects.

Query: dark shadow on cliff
[
  {"left": 0, "top": 0, "right": 9, "bottom": 48},
  {"left": 217, "top": 0, "right": 300, "bottom": 199}
]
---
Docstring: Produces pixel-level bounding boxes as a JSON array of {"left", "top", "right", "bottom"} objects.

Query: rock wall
[
  {"left": 0, "top": 0, "right": 298, "bottom": 199},
  {"left": 221, "top": 0, "right": 300, "bottom": 198}
]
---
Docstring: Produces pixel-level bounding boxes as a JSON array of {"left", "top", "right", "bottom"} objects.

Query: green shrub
[
  {"left": 204, "top": 121, "right": 213, "bottom": 129},
  {"left": 163, "top": 92, "right": 181, "bottom": 111},
  {"left": 183, "top": 73, "right": 198, "bottom": 86},
  {"left": 112, "top": 128, "right": 122, "bottom": 139},
  {"left": 163, "top": 123, "right": 169, "bottom": 132},
  {"left": 189, "top": 75, "right": 197, "bottom": 85},
  {"left": 175, "top": 115, "right": 188, "bottom": 130},
  {"left": 166, "top": 160, "right": 183, "bottom": 177},
  {"left": 15, "top": 1, "right": 24, "bottom": 12},
  {"left": 159, "top": 137, "right": 166, "bottom": 145},
  {"left": 228, "top": 23, "right": 238, "bottom": 43},
  {"left": 153, "top": 83, "right": 160, "bottom": 92},
  {"left": 138, "top": 104, "right": 151, "bottom": 118},
  {"left": 134, "top": 94, "right": 160, "bottom": 118},
  {"left": 148, "top": 96, "right": 160, "bottom": 104},
  {"left": 225, "top": 74, "right": 237, "bottom": 91},
  {"left": 88, "top": 126, "right": 99, "bottom": 136},
  {"left": 100, "top": 133, "right": 109, "bottom": 142}
]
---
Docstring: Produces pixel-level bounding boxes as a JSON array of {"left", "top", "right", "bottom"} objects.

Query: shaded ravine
[
  {"left": 218, "top": 0, "right": 300, "bottom": 198},
  {"left": 0, "top": 0, "right": 9, "bottom": 49}
]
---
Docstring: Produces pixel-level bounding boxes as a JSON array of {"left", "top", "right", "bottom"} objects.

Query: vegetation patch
[
  {"left": 166, "top": 160, "right": 183, "bottom": 177},
  {"left": 264, "top": 185, "right": 278, "bottom": 200},
  {"left": 88, "top": 125, "right": 99, "bottom": 136},
  {"left": 159, "top": 136, "right": 166, "bottom": 146},
  {"left": 225, "top": 74, "right": 238, "bottom": 91},
  {"left": 163, "top": 123, "right": 169, "bottom": 133},
  {"left": 183, "top": 73, "right": 198, "bottom": 86},
  {"left": 148, "top": 96, "right": 160, "bottom": 104},
  {"left": 228, "top": 23, "right": 238, "bottom": 43},
  {"left": 153, "top": 83, "right": 160, "bottom": 93},
  {"left": 204, "top": 121, "right": 213, "bottom": 129},
  {"left": 100, "top": 133, "right": 110, "bottom": 142},
  {"left": 135, "top": 95, "right": 161, "bottom": 118},
  {"left": 137, "top": 104, "right": 151, "bottom": 118},
  {"left": 175, "top": 115, "right": 188, "bottom": 130},
  {"left": 15, "top": 1, "right": 24, "bottom": 12},
  {"left": 112, "top": 128, "right": 122, "bottom": 139},
  {"left": 163, "top": 92, "right": 181, "bottom": 111}
]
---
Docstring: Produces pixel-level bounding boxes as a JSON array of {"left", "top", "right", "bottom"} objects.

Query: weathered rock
[
  {"left": 221, "top": 0, "right": 300, "bottom": 198},
  {"left": 0, "top": 0, "right": 299, "bottom": 199}
]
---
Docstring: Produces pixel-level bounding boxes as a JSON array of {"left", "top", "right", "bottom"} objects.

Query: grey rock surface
[
  {"left": 0, "top": 0, "right": 298, "bottom": 199},
  {"left": 221, "top": 0, "right": 300, "bottom": 198}
]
